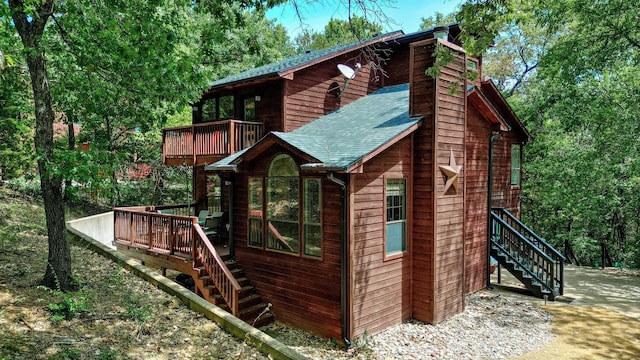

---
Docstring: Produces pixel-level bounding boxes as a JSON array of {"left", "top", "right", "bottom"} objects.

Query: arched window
[{"left": 266, "top": 154, "right": 299, "bottom": 253}]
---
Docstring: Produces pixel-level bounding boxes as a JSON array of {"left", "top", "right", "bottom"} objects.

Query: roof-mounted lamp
[{"left": 433, "top": 26, "right": 450, "bottom": 41}]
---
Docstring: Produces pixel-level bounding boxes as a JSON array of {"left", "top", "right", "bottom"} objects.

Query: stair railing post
[
  {"left": 549, "top": 261, "right": 555, "bottom": 295},
  {"left": 559, "top": 259, "right": 564, "bottom": 295}
]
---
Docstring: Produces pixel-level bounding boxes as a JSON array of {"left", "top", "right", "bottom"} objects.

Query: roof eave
[{"left": 480, "top": 79, "right": 533, "bottom": 142}]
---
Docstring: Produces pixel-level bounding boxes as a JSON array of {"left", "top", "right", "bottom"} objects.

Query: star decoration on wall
[{"left": 439, "top": 149, "right": 462, "bottom": 195}]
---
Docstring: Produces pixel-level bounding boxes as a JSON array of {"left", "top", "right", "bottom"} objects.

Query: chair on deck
[
  {"left": 203, "top": 215, "right": 222, "bottom": 243},
  {"left": 197, "top": 210, "right": 209, "bottom": 226}
]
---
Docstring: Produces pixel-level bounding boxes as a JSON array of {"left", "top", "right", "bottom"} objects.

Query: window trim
[{"left": 384, "top": 177, "right": 408, "bottom": 261}]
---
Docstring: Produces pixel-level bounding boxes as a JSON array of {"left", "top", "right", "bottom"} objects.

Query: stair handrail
[
  {"left": 494, "top": 208, "right": 566, "bottom": 261},
  {"left": 193, "top": 222, "right": 241, "bottom": 316},
  {"left": 493, "top": 208, "right": 564, "bottom": 295},
  {"left": 491, "top": 240, "right": 554, "bottom": 292},
  {"left": 491, "top": 214, "right": 556, "bottom": 294}
]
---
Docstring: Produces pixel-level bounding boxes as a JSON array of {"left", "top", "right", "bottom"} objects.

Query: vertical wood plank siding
[
  {"left": 350, "top": 138, "right": 413, "bottom": 337},
  {"left": 464, "top": 107, "right": 491, "bottom": 293},
  {"left": 491, "top": 131, "right": 522, "bottom": 215},
  {"left": 409, "top": 42, "right": 436, "bottom": 323},
  {"left": 432, "top": 49, "right": 467, "bottom": 323},
  {"left": 232, "top": 146, "right": 343, "bottom": 340}
]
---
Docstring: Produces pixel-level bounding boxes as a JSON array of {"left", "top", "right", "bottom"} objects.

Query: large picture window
[
  {"left": 386, "top": 179, "right": 407, "bottom": 255},
  {"left": 511, "top": 143, "right": 522, "bottom": 186},
  {"left": 248, "top": 177, "right": 263, "bottom": 248},
  {"left": 267, "top": 155, "right": 300, "bottom": 253},
  {"left": 303, "top": 178, "right": 322, "bottom": 258}
]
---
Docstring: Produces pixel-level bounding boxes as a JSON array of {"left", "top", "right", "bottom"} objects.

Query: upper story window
[
  {"left": 244, "top": 97, "right": 256, "bottom": 122},
  {"left": 386, "top": 178, "right": 407, "bottom": 256},
  {"left": 266, "top": 154, "right": 300, "bottom": 254},
  {"left": 467, "top": 59, "right": 478, "bottom": 71},
  {"left": 511, "top": 143, "right": 522, "bottom": 186},
  {"left": 201, "top": 95, "right": 234, "bottom": 122}
]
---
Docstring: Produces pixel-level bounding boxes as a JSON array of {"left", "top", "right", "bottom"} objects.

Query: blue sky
[{"left": 266, "top": 0, "right": 462, "bottom": 38}]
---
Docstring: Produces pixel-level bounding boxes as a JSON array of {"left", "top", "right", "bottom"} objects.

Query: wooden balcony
[{"left": 162, "top": 120, "right": 264, "bottom": 166}]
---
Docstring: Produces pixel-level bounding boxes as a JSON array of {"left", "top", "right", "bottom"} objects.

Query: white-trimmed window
[{"left": 386, "top": 179, "right": 407, "bottom": 255}]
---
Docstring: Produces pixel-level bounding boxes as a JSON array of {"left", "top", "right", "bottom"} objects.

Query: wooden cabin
[{"left": 115, "top": 24, "right": 565, "bottom": 344}]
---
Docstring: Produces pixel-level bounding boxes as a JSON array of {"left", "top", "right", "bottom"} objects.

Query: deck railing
[
  {"left": 162, "top": 120, "right": 264, "bottom": 163},
  {"left": 113, "top": 206, "right": 241, "bottom": 315},
  {"left": 193, "top": 225, "right": 240, "bottom": 315}
]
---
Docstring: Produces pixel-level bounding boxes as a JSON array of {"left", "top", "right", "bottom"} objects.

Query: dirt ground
[
  {"left": 2, "top": 186, "right": 639, "bottom": 359},
  {"left": 0, "top": 188, "right": 268, "bottom": 360},
  {"left": 495, "top": 265, "right": 640, "bottom": 359},
  {"left": 516, "top": 305, "right": 640, "bottom": 359}
]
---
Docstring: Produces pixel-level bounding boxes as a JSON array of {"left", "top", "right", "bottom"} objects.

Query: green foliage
[
  {"left": 49, "top": 348, "right": 82, "bottom": 360},
  {"left": 96, "top": 347, "right": 122, "bottom": 360},
  {"left": 419, "top": 12, "right": 456, "bottom": 30},
  {"left": 46, "top": 292, "right": 90, "bottom": 322},
  {"left": 454, "top": 0, "right": 640, "bottom": 266},
  {"left": 293, "top": 16, "right": 383, "bottom": 53}
]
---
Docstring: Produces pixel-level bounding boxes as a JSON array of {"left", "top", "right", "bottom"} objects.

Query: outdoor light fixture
[{"left": 433, "top": 26, "right": 449, "bottom": 41}]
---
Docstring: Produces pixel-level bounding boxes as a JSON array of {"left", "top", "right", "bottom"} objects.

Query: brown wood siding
[
  {"left": 384, "top": 45, "right": 411, "bottom": 86},
  {"left": 432, "top": 49, "right": 467, "bottom": 324},
  {"left": 410, "top": 43, "right": 436, "bottom": 118},
  {"left": 254, "top": 82, "right": 284, "bottom": 132},
  {"left": 464, "top": 106, "right": 491, "bottom": 294},
  {"left": 409, "top": 41, "right": 436, "bottom": 323},
  {"left": 491, "top": 131, "right": 522, "bottom": 215},
  {"left": 350, "top": 137, "right": 412, "bottom": 338},
  {"left": 284, "top": 52, "right": 384, "bottom": 132},
  {"left": 232, "top": 145, "right": 342, "bottom": 340}
]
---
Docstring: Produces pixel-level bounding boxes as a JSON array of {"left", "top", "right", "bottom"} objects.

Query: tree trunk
[{"left": 10, "top": 0, "right": 73, "bottom": 291}]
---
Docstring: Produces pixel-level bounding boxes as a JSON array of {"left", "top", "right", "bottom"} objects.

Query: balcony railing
[
  {"left": 114, "top": 205, "right": 241, "bottom": 316},
  {"left": 162, "top": 120, "right": 264, "bottom": 165}
]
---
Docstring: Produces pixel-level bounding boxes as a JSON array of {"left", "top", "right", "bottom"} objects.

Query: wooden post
[
  {"left": 129, "top": 212, "right": 134, "bottom": 246},
  {"left": 228, "top": 121, "right": 236, "bottom": 154},
  {"left": 169, "top": 218, "right": 175, "bottom": 255},
  {"left": 148, "top": 213, "right": 153, "bottom": 249}
]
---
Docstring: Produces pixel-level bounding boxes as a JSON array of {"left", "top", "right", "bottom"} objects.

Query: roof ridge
[{"left": 207, "top": 30, "right": 403, "bottom": 90}]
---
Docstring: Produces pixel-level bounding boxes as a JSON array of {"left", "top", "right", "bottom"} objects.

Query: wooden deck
[
  {"left": 113, "top": 206, "right": 273, "bottom": 326},
  {"left": 162, "top": 120, "right": 264, "bottom": 166}
]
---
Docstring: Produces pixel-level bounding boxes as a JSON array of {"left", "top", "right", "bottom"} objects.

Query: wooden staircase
[
  {"left": 192, "top": 256, "right": 274, "bottom": 327},
  {"left": 490, "top": 208, "right": 565, "bottom": 300},
  {"left": 113, "top": 208, "right": 275, "bottom": 328}
]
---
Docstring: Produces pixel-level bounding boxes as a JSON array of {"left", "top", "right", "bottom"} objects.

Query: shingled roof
[
  {"left": 207, "top": 84, "right": 422, "bottom": 173},
  {"left": 207, "top": 31, "right": 404, "bottom": 90}
]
